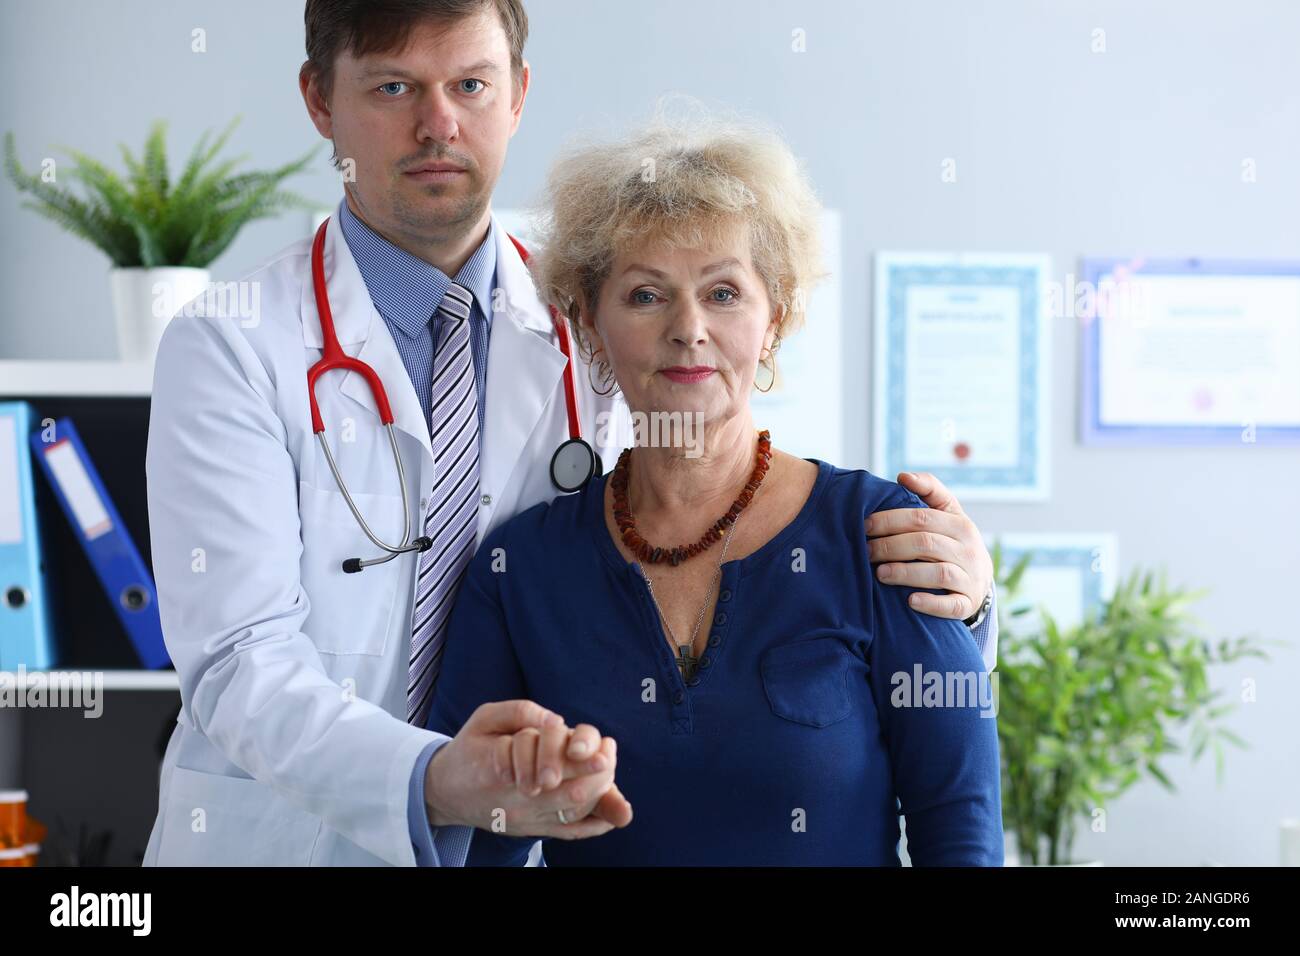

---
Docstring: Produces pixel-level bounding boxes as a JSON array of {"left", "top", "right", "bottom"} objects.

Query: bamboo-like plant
[
  {"left": 992, "top": 542, "right": 1271, "bottom": 865},
  {"left": 4, "top": 117, "right": 319, "bottom": 269}
]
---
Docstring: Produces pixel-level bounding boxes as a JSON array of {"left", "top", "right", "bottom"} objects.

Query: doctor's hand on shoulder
[
  {"left": 423, "top": 700, "right": 633, "bottom": 839},
  {"left": 866, "top": 471, "right": 995, "bottom": 621}
]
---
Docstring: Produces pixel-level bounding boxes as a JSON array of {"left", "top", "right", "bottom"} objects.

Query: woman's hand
[
  {"left": 865, "top": 471, "right": 994, "bottom": 621},
  {"left": 496, "top": 723, "right": 634, "bottom": 837},
  {"left": 425, "top": 701, "right": 632, "bottom": 838}
]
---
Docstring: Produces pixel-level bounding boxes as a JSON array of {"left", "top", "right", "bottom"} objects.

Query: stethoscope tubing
[{"left": 306, "top": 216, "right": 594, "bottom": 573}]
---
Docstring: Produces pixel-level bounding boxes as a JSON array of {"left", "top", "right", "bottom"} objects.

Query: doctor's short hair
[
  {"left": 303, "top": 0, "right": 529, "bottom": 104},
  {"left": 526, "top": 98, "right": 828, "bottom": 357}
]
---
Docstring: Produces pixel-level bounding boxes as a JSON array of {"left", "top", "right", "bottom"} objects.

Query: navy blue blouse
[{"left": 427, "top": 459, "right": 1003, "bottom": 865}]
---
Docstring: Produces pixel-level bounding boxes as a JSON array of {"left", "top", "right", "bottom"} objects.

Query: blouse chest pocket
[{"left": 760, "top": 636, "right": 858, "bottom": 728}]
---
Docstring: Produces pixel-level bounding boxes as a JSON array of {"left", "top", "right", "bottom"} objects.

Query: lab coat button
[{"left": 481, "top": 494, "right": 492, "bottom": 506}]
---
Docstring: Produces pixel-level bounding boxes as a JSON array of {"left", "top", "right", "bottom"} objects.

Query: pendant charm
[{"left": 675, "top": 643, "right": 699, "bottom": 682}]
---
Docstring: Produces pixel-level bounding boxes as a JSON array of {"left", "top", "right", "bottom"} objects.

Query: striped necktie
[{"left": 407, "top": 281, "right": 480, "bottom": 727}]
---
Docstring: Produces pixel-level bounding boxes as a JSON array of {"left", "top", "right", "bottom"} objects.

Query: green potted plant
[
  {"left": 992, "top": 542, "right": 1270, "bottom": 866},
  {"left": 4, "top": 117, "right": 318, "bottom": 361}
]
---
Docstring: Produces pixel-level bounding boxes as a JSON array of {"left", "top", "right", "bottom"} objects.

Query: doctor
[{"left": 143, "top": 0, "right": 997, "bottom": 867}]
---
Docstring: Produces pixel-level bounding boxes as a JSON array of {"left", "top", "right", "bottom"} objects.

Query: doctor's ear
[
  {"left": 508, "top": 60, "right": 531, "bottom": 133},
  {"left": 299, "top": 62, "right": 335, "bottom": 138}
]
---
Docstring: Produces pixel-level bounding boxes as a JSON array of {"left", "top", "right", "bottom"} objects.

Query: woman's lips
[{"left": 660, "top": 367, "right": 716, "bottom": 384}]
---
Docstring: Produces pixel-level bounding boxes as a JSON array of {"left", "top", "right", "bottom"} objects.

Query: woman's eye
[
  {"left": 710, "top": 287, "right": 739, "bottom": 302},
  {"left": 460, "top": 78, "right": 485, "bottom": 94},
  {"left": 631, "top": 289, "right": 658, "bottom": 305},
  {"left": 378, "top": 81, "right": 408, "bottom": 96}
]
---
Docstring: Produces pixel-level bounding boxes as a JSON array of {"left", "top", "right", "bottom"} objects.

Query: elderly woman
[{"left": 427, "top": 112, "right": 1003, "bottom": 865}]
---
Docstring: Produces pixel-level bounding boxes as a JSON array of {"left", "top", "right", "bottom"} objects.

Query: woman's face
[{"left": 585, "top": 222, "right": 778, "bottom": 429}]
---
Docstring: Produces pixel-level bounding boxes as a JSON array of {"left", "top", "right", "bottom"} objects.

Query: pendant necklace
[{"left": 612, "top": 430, "right": 772, "bottom": 681}]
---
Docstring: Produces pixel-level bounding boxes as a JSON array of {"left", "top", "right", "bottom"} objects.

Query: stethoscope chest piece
[{"left": 550, "top": 437, "right": 601, "bottom": 493}]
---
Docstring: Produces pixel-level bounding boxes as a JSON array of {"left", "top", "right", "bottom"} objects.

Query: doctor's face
[
  {"left": 586, "top": 223, "right": 779, "bottom": 430},
  {"left": 306, "top": 9, "right": 526, "bottom": 249}
]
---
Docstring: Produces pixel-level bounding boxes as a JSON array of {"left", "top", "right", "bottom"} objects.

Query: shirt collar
[{"left": 336, "top": 196, "right": 497, "bottom": 339}]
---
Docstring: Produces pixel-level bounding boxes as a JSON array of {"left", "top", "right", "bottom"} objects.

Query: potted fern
[
  {"left": 4, "top": 118, "right": 317, "bottom": 361},
  {"left": 992, "top": 542, "right": 1270, "bottom": 866}
]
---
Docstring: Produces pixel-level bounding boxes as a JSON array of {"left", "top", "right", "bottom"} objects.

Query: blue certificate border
[
  {"left": 1080, "top": 257, "right": 1300, "bottom": 445},
  {"left": 884, "top": 262, "right": 1043, "bottom": 489},
  {"left": 1000, "top": 545, "right": 1108, "bottom": 626}
]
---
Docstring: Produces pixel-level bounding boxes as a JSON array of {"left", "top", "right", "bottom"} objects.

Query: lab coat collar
[
  {"left": 477, "top": 213, "right": 568, "bottom": 522},
  {"left": 300, "top": 207, "right": 374, "bottom": 349},
  {"left": 488, "top": 211, "right": 556, "bottom": 334}
]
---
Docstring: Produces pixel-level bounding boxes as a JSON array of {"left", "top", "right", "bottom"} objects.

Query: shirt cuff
[
  {"left": 407, "top": 736, "right": 474, "bottom": 867},
  {"left": 969, "top": 587, "right": 999, "bottom": 672}
]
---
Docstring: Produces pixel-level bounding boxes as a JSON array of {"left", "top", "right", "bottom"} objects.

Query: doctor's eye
[
  {"left": 630, "top": 288, "right": 661, "bottom": 306},
  {"left": 377, "top": 81, "right": 410, "bottom": 96},
  {"left": 459, "top": 78, "right": 486, "bottom": 94},
  {"left": 709, "top": 286, "right": 740, "bottom": 303}
]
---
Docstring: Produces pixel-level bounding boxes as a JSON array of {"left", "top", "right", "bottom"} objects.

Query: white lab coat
[{"left": 141, "top": 210, "right": 630, "bottom": 866}]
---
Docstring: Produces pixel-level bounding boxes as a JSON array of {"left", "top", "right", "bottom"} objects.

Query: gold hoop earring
[
  {"left": 754, "top": 331, "right": 781, "bottom": 393},
  {"left": 569, "top": 307, "right": 620, "bottom": 398},
  {"left": 587, "top": 348, "right": 619, "bottom": 397},
  {"left": 754, "top": 351, "right": 776, "bottom": 393}
]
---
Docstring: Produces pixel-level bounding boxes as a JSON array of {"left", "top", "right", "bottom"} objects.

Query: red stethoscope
[{"left": 306, "top": 217, "right": 601, "bottom": 573}]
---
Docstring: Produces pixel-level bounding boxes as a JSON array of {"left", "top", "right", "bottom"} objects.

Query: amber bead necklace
[{"left": 611, "top": 429, "right": 772, "bottom": 566}]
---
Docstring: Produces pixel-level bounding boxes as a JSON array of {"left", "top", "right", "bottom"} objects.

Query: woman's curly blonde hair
[{"left": 523, "top": 98, "right": 829, "bottom": 368}]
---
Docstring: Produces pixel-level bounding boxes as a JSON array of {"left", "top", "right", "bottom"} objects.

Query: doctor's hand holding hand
[
  {"left": 424, "top": 700, "right": 633, "bottom": 839},
  {"left": 866, "top": 471, "right": 995, "bottom": 621}
]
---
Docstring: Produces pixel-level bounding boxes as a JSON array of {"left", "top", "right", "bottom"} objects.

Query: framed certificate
[
  {"left": 873, "top": 252, "right": 1052, "bottom": 500},
  {"left": 990, "top": 533, "right": 1118, "bottom": 633},
  {"left": 1080, "top": 257, "right": 1300, "bottom": 444}
]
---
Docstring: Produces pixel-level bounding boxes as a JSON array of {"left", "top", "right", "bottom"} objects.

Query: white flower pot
[{"left": 109, "top": 266, "right": 211, "bottom": 362}]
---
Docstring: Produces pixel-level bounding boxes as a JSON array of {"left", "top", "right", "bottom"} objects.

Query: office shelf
[
  {"left": 1, "top": 369, "right": 170, "bottom": 864},
  {"left": 0, "top": 359, "right": 154, "bottom": 397}
]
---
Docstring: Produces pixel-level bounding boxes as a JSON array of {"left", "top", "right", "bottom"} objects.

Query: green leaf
[
  {"left": 995, "top": 561, "right": 1269, "bottom": 856},
  {"left": 3, "top": 120, "right": 320, "bottom": 268}
]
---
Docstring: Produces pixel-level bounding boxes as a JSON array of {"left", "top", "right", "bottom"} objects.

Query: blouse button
[
  {"left": 713, "top": 611, "right": 727, "bottom": 626},
  {"left": 708, "top": 634, "right": 721, "bottom": 648},
  {"left": 718, "top": 589, "right": 732, "bottom": 602},
  {"left": 699, "top": 656, "right": 710, "bottom": 669},
  {"left": 673, "top": 690, "right": 684, "bottom": 705}
]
